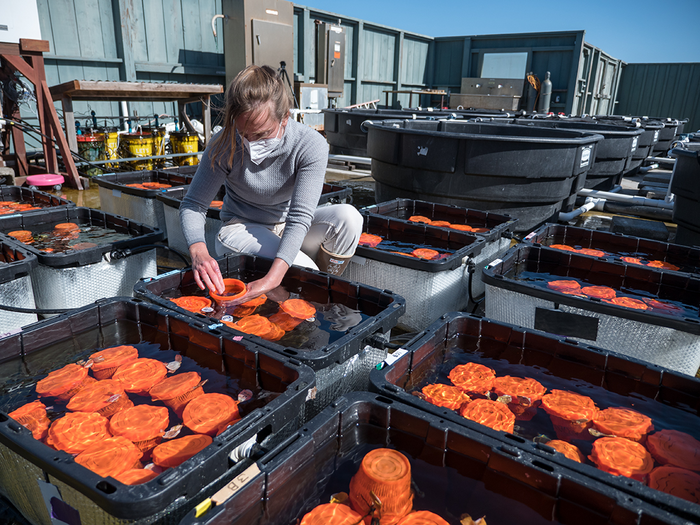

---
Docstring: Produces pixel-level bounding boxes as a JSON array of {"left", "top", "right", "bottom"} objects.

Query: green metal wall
[{"left": 615, "top": 63, "right": 700, "bottom": 132}]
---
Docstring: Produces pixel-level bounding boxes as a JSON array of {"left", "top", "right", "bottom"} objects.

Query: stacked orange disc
[
  {"left": 109, "top": 405, "right": 169, "bottom": 457},
  {"left": 8, "top": 400, "right": 50, "bottom": 440},
  {"left": 492, "top": 376, "right": 547, "bottom": 420},
  {"left": 647, "top": 466, "right": 700, "bottom": 504},
  {"left": 89, "top": 345, "right": 139, "bottom": 379},
  {"left": 8, "top": 230, "right": 34, "bottom": 244},
  {"left": 359, "top": 233, "right": 383, "bottom": 248},
  {"left": 150, "top": 371, "right": 204, "bottom": 417},
  {"left": 151, "top": 434, "right": 213, "bottom": 468},
  {"left": 209, "top": 279, "right": 246, "bottom": 305},
  {"left": 300, "top": 503, "right": 364, "bottom": 525},
  {"left": 66, "top": 379, "right": 133, "bottom": 419},
  {"left": 36, "top": 363, "right": 96, "bottom": 402},
  {"left": 225, "top": 315, "right": 284, "bottom": 341},
  {"left": 171, "top": 296, "right": 212, "bottom": 313},
  {"left": 588, "top": 437, "right": 654, "bottom": 481},
  {"left": 396, "top": 511, "right": 450, "bottom": 525},
  {"left": 75, "top": 436, "right": 143, "bottom": 478},
  {"left": 412, "top": 248, "right": 439, "bottom": 260},
  {"left": 408, "top": 216, "right": 432, "bottom": 224},
  {"left": 421, "top": 384, "right": 470, "bottom": 410},
  {"left": 646, "top": 430, "right": 700, "bottom": 471},
  {"left": 280, "top": 299, "right": 316, "bottom": 320},
  {"left": 448, "top": 362, "right": 496, "bottom": 396},
  {"left": 546, "top": 440, "right": 585, "bottom": 463},
  {"left": 459, "top": 399, "right": 515, "bottom": 433},
  {"left": 182, "top": 393, "right": 240, "bottom": 436},
  {"left": 581, "top": 286, "right": 616, "bottom": 300},
  {"left": 46, "top": 412, "right": 111, "bottom": 454},
  {"left": 541, "top": 390, "right": 598, "bottom": 441},
  {"left": 54, "top": 223, "right": 80, "bottom": 239},
  {"left": 647, "top": 260, "right": 680, "bottom": 271},
  {"left": 113, "top": 358, "right": 168, "bottom": 396},
  {"left": 349, "top": 448, "right": 413, "bottom": 525},
  {"left": 592, "top": 407, "right": 654, "bottom": 442},
  {"left": 603, "top": 297, "right": 649, "bottom": 310},
  {"left": 546, "top": 280, "right": 582, "bottom": 296},
  {"left": 113, "top": 469, "right": 159, "bottom": 486}
]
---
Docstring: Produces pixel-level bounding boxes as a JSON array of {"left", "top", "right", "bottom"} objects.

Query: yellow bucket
[
  {"left": 169, "top": 131, "right": 200, "bottom": 166},
  {"left": 120, "top": 133, "right": 154, "bottom": 171},
  {"left": 143, "top": 127, "right": 166, "bottom": 167},
  {"left": 98, "top": 128, "right": 120, "bottom": 169}
]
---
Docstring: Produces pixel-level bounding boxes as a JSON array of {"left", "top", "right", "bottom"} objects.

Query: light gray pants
[{"left": 215, "top": 203, "right": 363, "bottom": 270}]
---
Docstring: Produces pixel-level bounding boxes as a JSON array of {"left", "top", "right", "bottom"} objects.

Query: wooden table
[
  {"left": 383, "top": 89, "right": 447, "bottom": 108},
  {"left": 49, "top": 80, "right": 223, "bottom": 154}
]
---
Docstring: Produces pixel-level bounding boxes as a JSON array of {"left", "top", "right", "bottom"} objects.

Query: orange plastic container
[
  {"left": 66, "top": 379, "right": 133, "bottom": 419},
  {"left": 170, "top": 296, "right": 212, "bottom": 313},
  {"left": 447, "top": 362, "right": 496, "bottom": 396},
  {"left": 421, "top": 384, "right": 470, "bottom": 411},
  {"left": 89, "top": 345, "right": 139, "bottom": 379},
  {"left": 541, "top": 390, "right": 598, "bottom": 441},
  {"left": 35, "top": 363, "right": 95, "bottom": 402},
  {"left": 109, "top": 405, "right": 169, "bottom": 456},
  {"left": 591, "top": 407, "right": 654, "bottom": 442},
  {"left": 8, "top": 400, "right": 50, "bottom": 440},
  {"left": 74, "top": 436, "right": 143, "bottom": 478},
  {"left": 113, "top": 468, "right": 159, "bottom": 486},
  {"left": 647, "top": 466, "right": 700, "bottom": 505},
  {"left": 546, "top": 440, "right": 586, "bottom": 463},
  {"left": 182, "top": 393, "right": 240, "bottom": 436},
  {"left": 151, "top": 434, "right": 213, "bottom": 468},
  {"left": 280, "top": 299, "right": 316, "bottom": 320},
  {"left": 646, "top": 429, "right": 700, "bottom": 471},
  {"left": 149, "top": 371, "right": 204, "bottom": 417},
  {"left": 588, "top": 437, "right": 654, "bottom": 481},
  {"left": 459, "top": 399, "right": 515, "bottom": 433},
  {"left": 349, "top": 448, "right": 413, "bottom": 525},
  {"left": 46, "top": 412, "right": 111, "bottom": 454},
  {"left": 209, "top": 279, "right": 246, "bottom": 305},
  {"left": 112, "top": 358, "right": 168, "bottom": 396},
  {"left": 396, "top": 511, "right": 450, "bottom": 525},
  {"left": 300, "top": 503, "right": 365, "bottom": 525}
]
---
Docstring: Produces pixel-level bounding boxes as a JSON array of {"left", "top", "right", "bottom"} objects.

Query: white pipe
[
  {"left": 647, "top": 156, "right": 676, "bottom": 164},
  {"left": 578, "top": 188, "right": 674, "bottom": 209},
  {"left": 211, "top": 14, "right": 224, "bottom": 37},
  {"left": 558, "top": 201, "right": 596, "bottom": 222},
  {"left": 120, "top": 101, "right": 129, "bottom": 132},
  {"left": 328, "top": 154, "right": 372, "bottom": 165}
]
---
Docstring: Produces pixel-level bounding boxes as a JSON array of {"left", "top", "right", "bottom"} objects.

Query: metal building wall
[{"left": 615, "top": 63, "right": 700, "bottom": 132}]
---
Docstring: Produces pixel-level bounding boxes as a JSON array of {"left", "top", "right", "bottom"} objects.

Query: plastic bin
[
  {"left": 179, "top": 392, "right": 685, "bottom": 525},
  {"left": 343, "top": 213, "right": 508, "bottom": 331},
  {"left": 592, "top": 116, "right": 663, "bottom": 175},
  {"left": 364, "top": 119, "right": 603, "bottom": 232},
  {"left": 670, "top": 146, "right": 700, "bottom": 245},
  {"left": 133, "top": 253, "right": 405, "bottom": 420},
  {"left": 0, "top": 239, "right": 38, "bottom": 335},
  {"left": 0, "top": 297, "right": 315, "bottom": 525},
  {"left": 522, "top": 222, "right": 700, "bottom": 274},
  {"left": 482, "top": 244, "right": 700, "bottom": 376},
  {"left": 0, "top": 186, "right": 75, "bottom": 216},
  {"left": 0, "top": 207, "right": 164, "bottom": 312},
  {"left": 369, "top": 312, "right": 700, "bottom": 523},
  {"left": 94, "top": 170, "right": 194, "bottom": 233},
  {"left": 649, "top": 118, "right": 681, "bottom": 156},
  {"left": 159, "top": 183, "right": 353, "bottom": 260}
]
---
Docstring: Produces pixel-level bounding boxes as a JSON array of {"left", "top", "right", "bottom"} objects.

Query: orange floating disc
[
  {"left": 89, "top": 345, "right": 139, "bottom": 380},
  {"left": 36, "top": 363, "right": 92, "bottom": 401},
  {"left": 268, "top": 311, "right": 304, "bottom": 331},
  {"left": 262, "top": 322, "right": 286, "bottom": 342},
  {"left": 209, "top": 200, "right": 224, "bottom": 209},
  {"left": 621, "top": 256, "right": 644, "bottom": 265},
  {"left": 603, "top": 297, "right": 649, "bottom": 310},
  {"left": 8, "top": 400, "right": 50, "bottom": 440},
  {"left": 647, "top": 466, "right": 700, "bottom": 504},
  {"left": 581, "top": 286, "right": 617, "bottom": 300},
  {"left": 75, "top": 436, "right": 143, "bottom": 478},
  {"left": 109, "top": 405, "right": 169, "bottom": 455},
  {"left": 241, "top": 294, "right": 267, "bottom": 307},
  {"left": 46, "top": 412, "right": 111, "bottom": 454},
  {"left": 183, "top": 393, "right": 240, "bottom": 436},
  {"left": 150, "top": 371, "right": 203, "bottom": 416},
  {"left": 448, "top": 362, "right": 496, "bottom": 396},
  {"left": 359, "top": 233, "right": 383, "bottom": 248},
  {"left": 113, "top": 358, "right": 168, "bottom": 396},
  {"left": 421, "top": 384, "right": 471, "bottom": 410},
  {"left": 209, "top": 278, "right": 246, "bottom": 305},
  {"left": 226, "top": 314, "right": 273, "bottom": 337},
  {"left": 459, "top": 398, "right": 515, "bottom": 433},
  {"left": 588, "top": 437, "right": 654, "bottom": 481},
  {"left": 151, "top": 434, "right": 213, "bottom": 468},
  {"left": 541, "top": 390, "right": 598, "bottom": 441},
  {"left": 646, "top": 430, "right": 700, "bottom": 471},
  {"left": 641, "top": 298, "right": 684, "bottom": 314},
  {"left": 396, "top": 511, "right": 451, "bottom": 525},
  {"left": 549, "top": 244, "right": 577, "bottom": 252},
  {"left": 140, "top": 182, "right": 172, "bottom": 189},
  {"left": 66, "top": 379, "right": 133, "bottom": 419},
  {"left": 592, "top": 407, "right": 654, "bottom": 442},
  {"left": 647, "top": 260, "right": 680, "bottom": 271},
  {"left": 547, "top": 280, "right": 582, "bottom": 295},
  {"left": 430, "top": 221, "right": 451, "bottom": 227},
  {"left": 113, "top": 469, "right": 158, "bottom": 486},
  {"left": 300, "top": 503, "right": 365, "bottom": 525},
  {"left": 408, "top": 216, "right": 432, "bottom": 224},
  {"left": 546, "top": 440, "right": 585, "bottom": 463},
  {"left": 492, "top": 376, "right": 547, "bottom": 406},
  {"left": 578, "top": 248, "right": 606, "bottom": 257},
  {"left": 280, "top": 299, "right": 316, "bottom": 319},
  {"left": 412, "top": 248, "right": 440, "bottom": 260},
  {"left": 8, "top": 230, "right": 34, "bottom": 243},
  {"left": 171, "top": 296, "right": 212, "bottom": 313},
  {"left": 448, "top": 224, "right": 474, "bottom": 232},
  {"left": 54, "top": 222, "right": 80, "bottom": 232}
]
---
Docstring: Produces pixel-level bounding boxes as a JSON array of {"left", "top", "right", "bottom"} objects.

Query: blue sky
[{"left": 298, "top": 0, "right": 700, "bottom": 64}]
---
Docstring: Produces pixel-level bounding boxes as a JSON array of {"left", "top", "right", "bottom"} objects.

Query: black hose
[
  {"left": 466, "top": 260, "right": 485, "bottom": 313},
  {"left": 0, "top": 303, "right": 72, "bottom": 314},
  {"left": 110, "top": 244, "right": 190, "bottom": 265}
]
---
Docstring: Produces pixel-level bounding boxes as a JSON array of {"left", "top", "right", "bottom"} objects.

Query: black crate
[
  {"left": 93, "top": 170, "right": 193, "bottom": 197},
  {"left": 0, "top": 186, "right": 75, "bottom": 214},
  {"left": 0, "top": 238, "right": 37, "bottom": 285},
  {"left": 360, "top": 198, "right": 517, "bottom": 244},
  {"left": 370, "top": 312, "right": 700, "bottom": 523},
  {"left": 180, "top": 392, "right": 685, "bottom": 525},
  {"left": 0, "top": 298, "right": 315, "bottom": 524}
]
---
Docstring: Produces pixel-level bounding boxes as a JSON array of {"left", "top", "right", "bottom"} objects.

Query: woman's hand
[
  {"left": 189, "top": 242, "right": 225, "bottom": 294},
  {"left": 225, "top": 258, "right": 290, "bottom": 306}
]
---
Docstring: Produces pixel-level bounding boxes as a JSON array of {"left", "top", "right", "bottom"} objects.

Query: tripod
[{"left": 278, "top": 61, "right": 299, "bottom": 109}]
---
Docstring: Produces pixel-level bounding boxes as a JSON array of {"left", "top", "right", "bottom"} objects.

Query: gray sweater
[{"left": 179, "top": 119, "right": 329, "bottom": 266}]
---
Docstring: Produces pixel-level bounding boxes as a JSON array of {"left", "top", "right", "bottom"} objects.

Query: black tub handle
[{"left": 360, "top": 120, "right": 373, "bottom": 133}]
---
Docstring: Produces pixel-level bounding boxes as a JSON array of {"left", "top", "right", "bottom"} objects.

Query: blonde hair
[{"left": 210, "top": 65, "right": 293, "bottom": 168}]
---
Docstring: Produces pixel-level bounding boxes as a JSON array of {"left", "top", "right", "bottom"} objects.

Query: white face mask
[{"left": 243, "top": 123, "right": 282, "bottom": 165}]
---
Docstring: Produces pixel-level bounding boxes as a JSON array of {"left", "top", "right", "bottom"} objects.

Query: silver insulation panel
[
  {"left": 0, "top": 275, "right": 38, "bottom": 335},
  {"left": 98, "top": 187, "right": 167, "bottom": 235},
  {"left": 0, "top": 444, "right": 52, "bottom": 525}
]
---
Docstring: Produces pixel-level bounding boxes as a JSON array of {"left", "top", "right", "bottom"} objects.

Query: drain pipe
[
  {"left": 577, "top": 188, "right": 674, "bottom": 209},
  {"left": 120, "top": 101, "right": 129, "bottom": 132},
  {"left": 558, "top": 199, "right": 599, "bottom": 222}
]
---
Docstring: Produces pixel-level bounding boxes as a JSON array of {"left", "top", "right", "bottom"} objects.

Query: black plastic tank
[
  {"left": 591, "top": 116, "right": 664, "bottom": 176},
  {"left": 670, "top": 144, "right": 700, "bottom": 246},
  {"left": 363, "top": 119, "right": 603, "bottom": 232}
]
